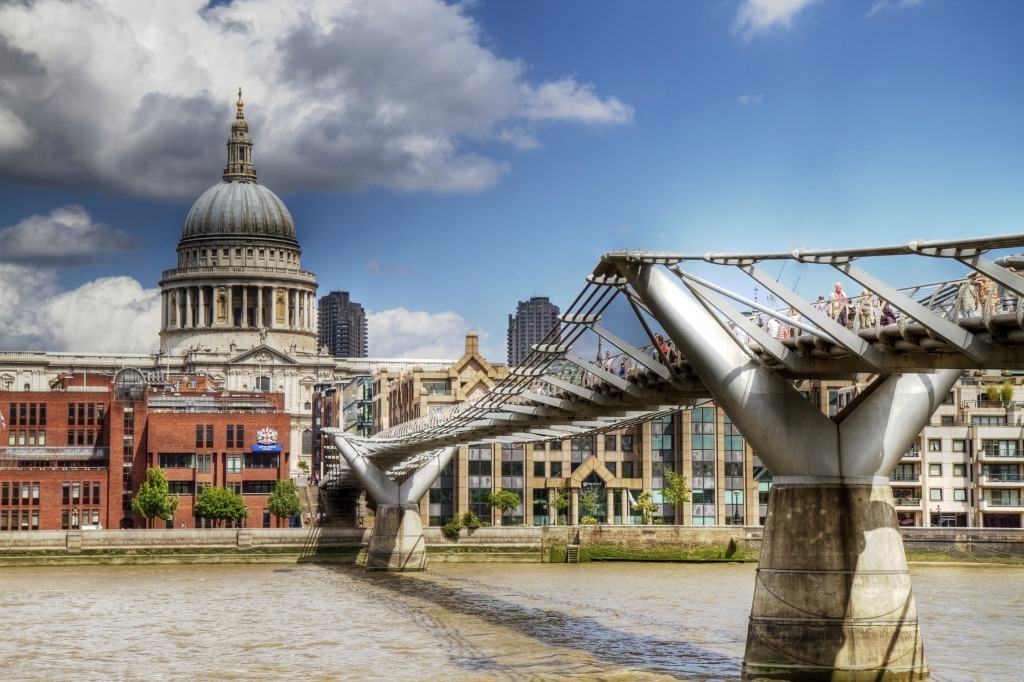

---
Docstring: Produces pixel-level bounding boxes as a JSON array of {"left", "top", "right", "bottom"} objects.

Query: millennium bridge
[{"left": 324, "top": 233, "right": 1024, "bottom": 681}]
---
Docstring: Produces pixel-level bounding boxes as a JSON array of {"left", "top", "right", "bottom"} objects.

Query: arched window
[{"left": 301, "top": 430, "right": 313, "bottom": 455}]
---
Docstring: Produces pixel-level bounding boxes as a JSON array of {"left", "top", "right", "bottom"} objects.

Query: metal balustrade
[{"left": 325, "top": 232, "right": 1024, "bottom": 489}]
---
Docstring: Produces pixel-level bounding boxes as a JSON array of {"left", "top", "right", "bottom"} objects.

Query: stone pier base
[
  {"left": 366, "top": 505, "right": 427, "bottom": 572},
  {"left": 743, "top": 480, "right": 928, "bottom": 681}
]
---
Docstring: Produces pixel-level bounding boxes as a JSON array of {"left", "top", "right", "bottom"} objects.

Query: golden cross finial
[{"left": 236, "top": 87, "right": 244, "bottom": 119}]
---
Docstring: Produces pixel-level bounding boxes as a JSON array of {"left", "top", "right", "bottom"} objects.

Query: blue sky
[{"left": 0, "top": 0, "right": 1021, "bottom": 360}]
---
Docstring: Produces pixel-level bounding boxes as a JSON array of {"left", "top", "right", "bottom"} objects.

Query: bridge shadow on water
[{"left": 320, "top": 563, "right": 744, "bottom": 681}]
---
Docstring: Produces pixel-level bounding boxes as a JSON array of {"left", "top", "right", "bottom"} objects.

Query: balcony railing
[
  {"left": 982, "top": 498, "right": 1023, "bottom": 508},
  {"left": 895, "top": 497, "right": 921, "bottom": 507},
  {"left": 903, "top": 449, "right": 921, "bottom": 459},
  {"left": 890, "top": 472, "right": 920, "bottom": 482},
  {"left": 981, "top": 473, "right": 1023, "bottom": 483}
]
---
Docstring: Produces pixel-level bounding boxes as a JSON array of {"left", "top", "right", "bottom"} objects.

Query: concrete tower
[
  {"left": 507, "top": 296, "right": 560, "bottom": 366},
  {"left": 317, "top": 291, "right": 368, "bottom": 358}
]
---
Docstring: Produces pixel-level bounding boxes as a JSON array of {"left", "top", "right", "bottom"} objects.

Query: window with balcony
[{"left": 980, "top": 439, "right": 1019, "bottom": 457}]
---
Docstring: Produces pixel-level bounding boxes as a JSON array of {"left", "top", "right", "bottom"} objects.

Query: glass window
[
  {"left": 928, "top": 439, "right": 941, "bottom": 451},
  {"left": 226, "top": 455, "right": 242, "bottom": 474},
  {"left": 929, "top": 488, "right": 942, "bottom": 501},
  {"left": 929, "top": 463, "right": 942, "bottom": 476},
  {"left": 604, "top": 435, "right": 617, "bottom": 451},
  {"left": 952, "top": 463, "right": 966, "bottom": 477},
  {"left": 953, "top": 489, "right": 967, "bottom": 501},
  {"left": 620, "top": 435, "right": 633, "bottom": 452},
  {"left": 533, "top": 462, "right": 545, "bottom": 477},
  {"left": 621, "top": 461, "right": 634, "bottom": 478},
  {"left": 952, "top": 439, "right": 966, "bottom": 453},
  {"left": 550, "top": 461, "right": 562, "bottom": 477}
]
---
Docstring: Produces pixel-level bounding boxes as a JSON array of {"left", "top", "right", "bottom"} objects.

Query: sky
[{"left": 0, "top": 0, "right": 1021, "bottom": 361}]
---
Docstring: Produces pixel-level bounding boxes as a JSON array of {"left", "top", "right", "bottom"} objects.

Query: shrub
[
  {"left": 580, "top": 515, "right": 599, "bottom": 525},
  {"left": 441, "top": 519, "right": 462, "bottom": 541},
  {"left": 460, "top": 510, "right": 482, "bottom": 530}
]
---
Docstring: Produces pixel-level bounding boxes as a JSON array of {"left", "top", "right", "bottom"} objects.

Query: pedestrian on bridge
[{"left": 959, "top": 276, "right": 979, "bottom": 318}]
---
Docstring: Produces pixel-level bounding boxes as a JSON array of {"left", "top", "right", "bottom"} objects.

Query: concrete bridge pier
[
  {"left": 616, "top": 261, "right": 961, "bottom": 681},
  {"left": 329, "top": 436, "right": 456, "bottom": 571}
]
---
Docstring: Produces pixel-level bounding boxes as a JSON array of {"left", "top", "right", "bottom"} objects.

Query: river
[{"left": 0, "top": 562, "right": 1018, "bottom": 681}]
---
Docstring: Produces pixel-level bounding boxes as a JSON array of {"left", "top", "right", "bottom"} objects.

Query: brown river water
[{"left": 0, "top": 562, "right": 1018, "bottom": 681}]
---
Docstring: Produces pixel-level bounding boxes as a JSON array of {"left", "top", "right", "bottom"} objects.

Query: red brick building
[{"left": 1, "top": 368, "right": 291, "bottom": 530}]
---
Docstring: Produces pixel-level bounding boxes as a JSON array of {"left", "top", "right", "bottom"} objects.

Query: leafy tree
[
  {"left": 661, "top": 470, "right": 691, "bottom": 523},
  {"left": 547, "top": 482, "right": 570, "bottom": 526},
  {"left": 578, "top": 488, "right": 601, "bottom": 519},
  {"left": 131, "top": 468, "right": 179, "bottom": 528},
  {"left": 488, "top": 489, "right": 521, "bottom": 525},
  {"left": 266, "top": 480, "right": 301, "bottom": 525},
  {"left": 296, "top": 459, "right": 309, "bottom": 473},
  {"left": 194, "top": 486, "right": 248, "bottom": 527},
  {"left": 631, "top": 490, "right": 658, "bottom": 525},
  {"left": 985, "top": 384, "right": 1000, "bottom": 402}
]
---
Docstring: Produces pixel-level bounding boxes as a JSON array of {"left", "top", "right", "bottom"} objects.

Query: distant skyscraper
[
  {"left": 318, "top": 291, "right": 368, "bottom": 358},
  {"left": 507, "top": 296, "right": 560, "bottom": 366}
]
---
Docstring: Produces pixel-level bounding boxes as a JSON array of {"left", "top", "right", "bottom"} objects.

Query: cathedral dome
[
  {"left": 181, "top": 181, "right": 297, "bottom": 245},
  {"left": 179, "top": 88, "right": 298, "bottom": 247}
]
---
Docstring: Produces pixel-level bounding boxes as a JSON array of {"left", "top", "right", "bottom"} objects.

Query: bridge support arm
[
  {"left": 612, "top": 260, "right": 960, "bottom": 681},
  {"left": 327, "top": 433, "right": 457, "bottom": 571}
]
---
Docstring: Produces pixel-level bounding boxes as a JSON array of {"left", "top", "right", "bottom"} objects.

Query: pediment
[
  {"left": 570, "top": 454, "right": 616, "bottom": 486},
  {"left": 228, "top": 345, "right": 299, "bottom": 366}
]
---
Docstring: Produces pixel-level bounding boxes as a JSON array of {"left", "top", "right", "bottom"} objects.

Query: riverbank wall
[{"left": 1, "top": 526, "right": 1022, "bottom": 567}]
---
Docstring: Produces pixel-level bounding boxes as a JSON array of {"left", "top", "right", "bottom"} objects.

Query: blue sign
[{"left": 251, "top": 443, "right": 282, "bottom": 453}]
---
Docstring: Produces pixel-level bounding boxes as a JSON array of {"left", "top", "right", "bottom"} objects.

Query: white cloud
[
  {"left": 733, "top": 0, "right": 820, "bottom": 40},
  {"left": 0, "top": 0, "right": 633, "bottom": 200},
  {"left": 0, "top": 268, "right": 160, "bottom": 353},
  {"left": 0, "top": 205, "right": 142, "bottom": 266},
  {"left": 866, "top": 0, "right": 924, "bottom": 19},
  {"left": 368, "top": 307, "right": 478, "bottom": 358},
  {"left": 0, "top": 206, "right": 158, "bottom": 353},
  {"left": 738, "top": 93, "right": 764, "bottom": 107}
]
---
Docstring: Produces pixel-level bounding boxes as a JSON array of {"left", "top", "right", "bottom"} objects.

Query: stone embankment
[{"left": 0, "top": 526, "right": 1021, "bottom": 567}]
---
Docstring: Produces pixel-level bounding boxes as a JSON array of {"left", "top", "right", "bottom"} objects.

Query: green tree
[
  {"left": 488, "top": 489, "right": 521, "bottom": 526},
  {"left": 131, "top": 468, "right": 179, "bottom": 528},
  {"left": 266, "top": 479, "right": 301, "bottom": 526},
  {"left": 631, "top": 490, "right": 658, "bottom": 525},
  {"left": 578, "top": 488, "right": 601, "bottom": 520},
  {"left": 194, "top": 486, "right": 249, "bottom": 527},
  {"left": 551, "top": 482, "right": 570, "bottom": 525},
  {"left": 661, "top": 470, "right": 691, "bottom": 523}
]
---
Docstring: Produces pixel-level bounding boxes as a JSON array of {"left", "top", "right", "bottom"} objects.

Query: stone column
[
  {"left": 197, "top": 286, "right": 205, "bottom": 328},
  {"left": 616, "top": 260, "right": 959, "bottom": 682},
  {"left": 241, "top": 286, "right": 248, "bottom": 328},
  {"left": 606, "top": 488, "right": 616, "bottom": 524},
  {"left": 227, "top": 285, "right": 234, "bottom": 328},
  {"left": 620, "top": 489, "right": 631, "bottom": 525},
  {"left": 570, "top": 488, "right": 579, "bottom": 526},
  {"left": 256, "top": 286, "right": 264, "bottom": 328},
  {"left": 184, "top": 287, "right": 192, "bottom": 328}
]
